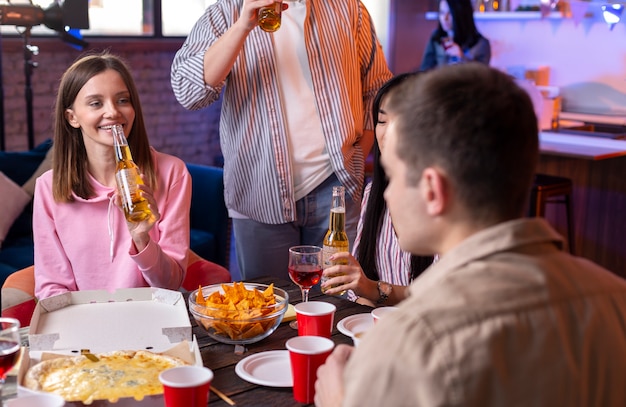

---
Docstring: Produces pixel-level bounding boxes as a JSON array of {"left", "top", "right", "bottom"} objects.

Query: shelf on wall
[{"left": 425, "top": 11, "right": 567, "bottom": 20}]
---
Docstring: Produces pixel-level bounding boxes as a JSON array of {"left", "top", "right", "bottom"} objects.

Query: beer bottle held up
[
  {"left": 321, "top": 186, "right": 349, "bottom": 295},
  {"left": 112, "top": 124, "right": 152, "bottom": 222}
]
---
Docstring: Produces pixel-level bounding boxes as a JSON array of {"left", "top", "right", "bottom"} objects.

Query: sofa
[
  {"left": 0, "top": 140, "right": 231, "bottom": 285},
  {"left": 0, "top": 140, "right": 53, "bottom": 283}
]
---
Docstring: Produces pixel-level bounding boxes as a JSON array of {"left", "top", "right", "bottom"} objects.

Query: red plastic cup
[
  {"left": 295, "top": 301, "right": 336, "bottom": 338},
  {"left": 159, "top": 366, "right": 214, "bottom": 407},
  {"left": 286, "top": 336, "right": 335, "bottom": 404}
]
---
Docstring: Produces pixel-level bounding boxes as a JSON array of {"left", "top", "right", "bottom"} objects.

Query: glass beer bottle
[
  {"left": 321, "top": 186, "right": 349, "bottom": 295},
  {"left": 112, "top": 124, "right": 152, "bottom": 222}
]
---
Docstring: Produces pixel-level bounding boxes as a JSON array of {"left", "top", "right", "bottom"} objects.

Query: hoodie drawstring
[{"left": 107, "top": 196, "right": 116, "bottom": 262}]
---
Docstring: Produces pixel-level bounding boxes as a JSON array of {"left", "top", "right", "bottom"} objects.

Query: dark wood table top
[
  {"left": 0, "top": 277, "right": 370, "bottom": 406},
  {"left": 198, "top": 276, "right": 372, "bottom": 407}
]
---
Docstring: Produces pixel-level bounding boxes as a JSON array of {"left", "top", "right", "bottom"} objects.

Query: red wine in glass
[
  {"left": 0, "top": 339, "right": 20, "bottom": 378},
  {"left": 288, "top": 245, "right": 323, "bottom": 330},
  {"left": 288, "top": 264, "right": 323, "bottom": 288},
  {"left": 0, "top": 317, "right": 21, "bottom": 396}
]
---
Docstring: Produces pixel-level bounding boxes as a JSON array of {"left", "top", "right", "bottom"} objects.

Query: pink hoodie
[{"left": 33, "top": 149, "right": 191, "bottom": 299}]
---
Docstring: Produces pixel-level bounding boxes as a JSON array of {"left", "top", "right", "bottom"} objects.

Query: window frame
[{"left": 0, "top": 0, "right": 191, "bottom": 42}]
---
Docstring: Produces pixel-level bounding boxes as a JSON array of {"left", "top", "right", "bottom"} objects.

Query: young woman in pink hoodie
[{"left": 33, "top": 52, "right": 191, "bottom": 299}]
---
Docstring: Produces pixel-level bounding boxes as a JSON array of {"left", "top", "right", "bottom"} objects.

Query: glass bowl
[{"left": 188, "top": 283, "right": 289, "bottom": 345}]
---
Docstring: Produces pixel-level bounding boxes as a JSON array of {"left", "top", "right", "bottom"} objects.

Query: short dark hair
[{"left": 387, "top": 63, "right": 538, "bottom": 223}]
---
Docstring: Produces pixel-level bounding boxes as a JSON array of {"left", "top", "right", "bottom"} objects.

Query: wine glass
[
  {"left": 0, "top": 318, "right": 21, "bottom": 397},
  {"left": 288, "top": 245, "right": 323, "bottom": 329}
]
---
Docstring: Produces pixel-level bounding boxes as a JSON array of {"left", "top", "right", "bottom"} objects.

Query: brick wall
[{"left": 0, "top": 38, "right": 223, "bottom": 167}]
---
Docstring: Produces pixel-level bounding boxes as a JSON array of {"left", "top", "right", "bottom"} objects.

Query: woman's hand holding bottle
[
  {"left": 321, "top": 253, "right": 375, "bottom": 299},
  {"left": 112, "top": 173, "right": 159, "bottom": 253},
  {"left": 124, "top": 178, "right": 160, "bottom": 252},
  {"left": 442, "top": 37, "right": 463, "bottom": 60}
]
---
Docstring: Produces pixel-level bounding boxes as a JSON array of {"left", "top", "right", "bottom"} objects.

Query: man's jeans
[{"left": 233, "top": 174, "right": 359, "bottom": 281}]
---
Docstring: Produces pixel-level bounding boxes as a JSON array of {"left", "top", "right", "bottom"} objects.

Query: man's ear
[
  {"left": 65, "top": 109, "right": 80, "bottom": 128},
  {"left": 421, "top": 167, "right": 447, "bottom": 216}
]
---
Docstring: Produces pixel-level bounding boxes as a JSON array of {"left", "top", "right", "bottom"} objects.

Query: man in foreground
[{"left": 315, "top": 63, "right": 626, "bottom": 406}]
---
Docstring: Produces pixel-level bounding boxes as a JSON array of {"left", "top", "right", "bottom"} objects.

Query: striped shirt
[
  {"left": 170, "top": 0, "right": 392, "bottom": 224},
  {"left": 348, "top": 182, "right": 412, "bottom": 301}
]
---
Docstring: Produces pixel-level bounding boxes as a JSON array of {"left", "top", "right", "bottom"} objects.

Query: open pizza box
[{"left": 17, "top": 287, "right": 202, "bottom": 406}]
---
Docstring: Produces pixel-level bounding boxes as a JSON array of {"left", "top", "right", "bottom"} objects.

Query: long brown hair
[{"left": 52, "top": 51, "right": 156, "bottom": 202}]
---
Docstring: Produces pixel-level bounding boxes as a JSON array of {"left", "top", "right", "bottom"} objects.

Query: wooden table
[
  {"left": 0, "top": 277, "right": 370, "bottom": 406},
  {"left": 196, "top": 276, "right": 371, "bottom": 406}
]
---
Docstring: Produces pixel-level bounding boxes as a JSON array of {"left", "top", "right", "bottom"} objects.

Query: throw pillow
[
  {"left": 0, "top": 171, "right": 31, "bottom": 249},
  {"left": 22, "top": 147, "right": 53, "bottom": 197}
]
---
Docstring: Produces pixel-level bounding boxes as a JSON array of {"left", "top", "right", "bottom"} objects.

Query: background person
[
  {"left": 315, "top": 63, "right": 626, "bottom": 406},
  {"left": 321, "top": 73, "right": 434, "bottom": 306},
  {"left": 419, "top": 0, "right": 491, "bottom": 70},
  {"left": 34, "top": 52, "right": 191, "bottom": 299},
  {"left": 170, "top": 0, "right": 392, "bottom": 280}
]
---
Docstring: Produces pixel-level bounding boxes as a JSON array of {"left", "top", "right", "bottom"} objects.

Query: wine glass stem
[{"left": 302, "top": 288, "right": 310, "bottom": 303}]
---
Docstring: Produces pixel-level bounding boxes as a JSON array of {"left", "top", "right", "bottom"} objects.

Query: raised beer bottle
[
  {"left": 321, "top": 186, "right": 349, "bottom": 295},
  {"left": 112, "top": 124, "right": 152, "bottom": 222}
]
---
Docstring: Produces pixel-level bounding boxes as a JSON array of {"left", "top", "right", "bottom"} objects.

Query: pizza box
[{"left": 16, "top": 287, "right": 203, "bottom": 406}]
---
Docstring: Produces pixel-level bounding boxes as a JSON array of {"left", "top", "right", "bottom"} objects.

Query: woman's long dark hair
[
  {"left": 433, "top": 0, "right": 484, "bottom": 50},
  {"left": 357, "top": 73, "right": 434, "bottom": 282}
]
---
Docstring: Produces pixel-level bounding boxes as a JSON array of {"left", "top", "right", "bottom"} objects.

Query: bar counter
[{"left": 537, "top": 130, "right": 626, "bottom": 277}]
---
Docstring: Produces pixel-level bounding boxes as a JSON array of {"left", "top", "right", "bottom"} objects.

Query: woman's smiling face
[{"left": 64, "top": 69, "right": 135, "bottom": 151}]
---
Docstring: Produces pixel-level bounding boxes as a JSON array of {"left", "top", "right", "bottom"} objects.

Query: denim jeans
[{"left": 233, "top": 173, "right": 359, "bottom": 281}]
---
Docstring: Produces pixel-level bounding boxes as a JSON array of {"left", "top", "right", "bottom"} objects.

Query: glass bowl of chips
[{"left": 188, "top": 282, "right": 289, "bottom": 345}]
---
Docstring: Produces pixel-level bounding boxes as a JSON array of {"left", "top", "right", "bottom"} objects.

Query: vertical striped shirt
[{"left": 170, "top": 0, "right": 392, "bottom": 224}]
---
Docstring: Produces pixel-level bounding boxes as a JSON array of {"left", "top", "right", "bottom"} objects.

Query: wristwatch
[{"left": 376, "top": 281, "right": 392, "bottom": 304}]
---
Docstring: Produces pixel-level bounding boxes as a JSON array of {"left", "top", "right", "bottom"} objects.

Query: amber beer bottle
[
  {"left": 321, "top": 186, "right": 349, "bottom": 294},
  {"left": 112, "top": 124, "right": 152, "bottom": 222}
]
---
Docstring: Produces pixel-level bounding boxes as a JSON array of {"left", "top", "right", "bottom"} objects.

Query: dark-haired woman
[
  {"left": 420, "top": 0, "right": 491, "bottom": 70},
  {"left": 320, "top": 74, "right": 435, "bottom": 307}
]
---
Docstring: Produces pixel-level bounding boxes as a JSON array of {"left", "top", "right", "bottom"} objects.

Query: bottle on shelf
[
  {"left": 112, "top": 124, "right": 152, "bottom": 222},
  {"left": 321, "top": 185, "right": 349, "bottom": 295}
]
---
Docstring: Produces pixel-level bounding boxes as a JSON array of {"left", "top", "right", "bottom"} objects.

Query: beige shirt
[{"left": 344, "top": 218, "right": 626, "bottom": 406}]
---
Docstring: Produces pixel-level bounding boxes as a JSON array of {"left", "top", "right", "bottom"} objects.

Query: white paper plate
[
  {"left": 235, "top": 350, "right": 293, "bottom": 387},
  {"left": 337, "top": 313, "right": 373, "bottom": 338}
]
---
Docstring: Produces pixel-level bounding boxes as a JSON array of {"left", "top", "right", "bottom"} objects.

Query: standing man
[
  {"left": 315, "top": 63, "right": 626, "bottom": 406},
  {"left": 171, "top": 0, "right": 392, "bottom": 279}
]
